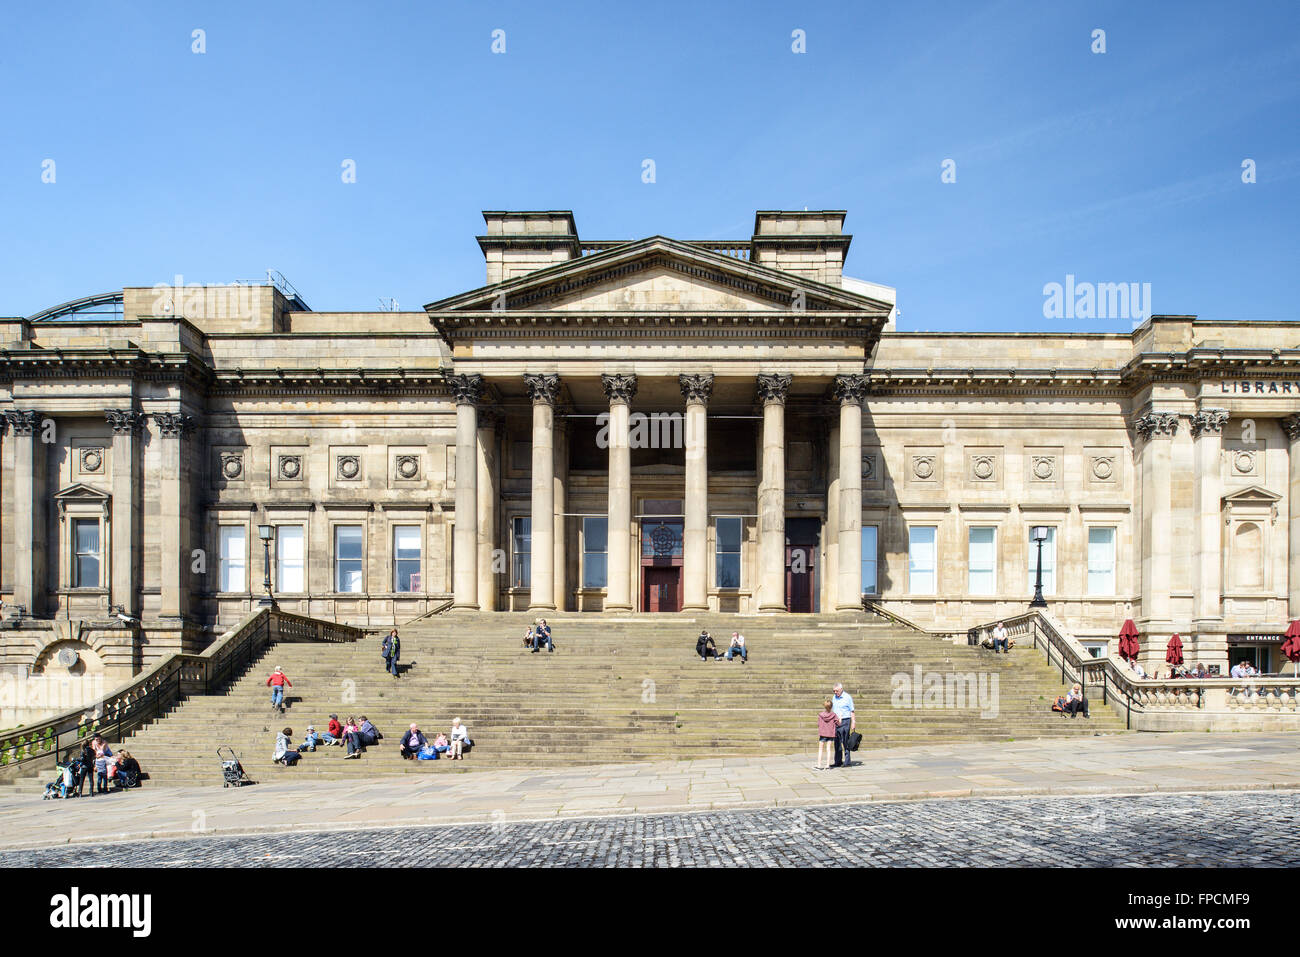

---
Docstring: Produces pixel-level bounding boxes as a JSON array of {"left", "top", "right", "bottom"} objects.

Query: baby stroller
[
  {"left": 42, "top": 761, "right": 79, "bottom": 800},
  {"left": 218, "top": 745, "right": 255, "bottom": 787}
]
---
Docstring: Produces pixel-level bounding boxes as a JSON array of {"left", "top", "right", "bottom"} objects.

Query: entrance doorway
[
  {"left": 785, "top": 518, "right": 820, "bottom": 613},
  {"left": 639, "top": 517, "right": 683, "bottom": 612}
]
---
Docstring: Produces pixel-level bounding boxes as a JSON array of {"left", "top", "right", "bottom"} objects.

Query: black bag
[{"left": 848, "top": 731, "right": 863, "bottom": 752}]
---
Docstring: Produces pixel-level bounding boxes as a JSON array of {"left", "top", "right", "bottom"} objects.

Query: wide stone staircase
[{"left": 3, "top": 613, "right": 1124, "bottom": 790}]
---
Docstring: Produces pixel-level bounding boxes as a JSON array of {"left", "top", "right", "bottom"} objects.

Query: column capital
[
  {"left": 678, "top": 373, "right": 714, "bottom": 404},
  {"left": 601, "top": 373, "right": 638, "bottom": 404},
  {"left": 3, "top": 409, "right": 41, "bottom": 436},
  {"left": 1282, "top": 412, "right": 1300, "bottom": 441},
  {"left": 446, "top": 373, "right": 485, "bottom": 406},
  {"left": 1135, "top": 410, "right": 1180, "bottom": 440},
  {"left": 153, "top": 412, "right": 196, "bottom": 437},
  {"left": 756, "top": 373, "right": 793, "bottom": 404},
  {"left": 106, "top": 409, "right": 146, "bottom": 435},
  {"left": 524, "top": 373, "right": 562, "bottom": 406},
  {"left": 1191, "top": 408, "right": 1229, "bottom": 438},
  {"left": 832, "top": 374, "right": 869, "bottom": 406}
]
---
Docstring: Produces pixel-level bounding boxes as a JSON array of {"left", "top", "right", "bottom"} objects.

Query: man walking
[{"left": 831, "top": 682, "right": 856, "bottom": 768}]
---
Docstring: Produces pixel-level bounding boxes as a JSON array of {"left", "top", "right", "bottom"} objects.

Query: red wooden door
[
  {"left": 643, "top": 567, "right": 681, "bottom": 612},
  {"left": 786, "top": 545, "right": 816, "bottom": 613}
]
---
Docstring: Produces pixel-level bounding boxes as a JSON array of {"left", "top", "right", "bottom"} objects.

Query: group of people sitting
[
  {"left": 397, "top": 719, "right": 471, "bottom": 761},
  {"left": 273, "top": 714, "right": 472, "bottom": 765},
  {"left": 46, "top": 735, "right": 143, "bottom": 799},
  {"left": 694, "top": 630, "right": 747, "bottom": 662},
  {"left": 522, "top": 618, "right": 554, "bottom": 653}
]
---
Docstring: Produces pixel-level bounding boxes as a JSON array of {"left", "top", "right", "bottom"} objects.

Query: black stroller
[{"left": 218, "top": 746, "right": 255, "bottom": 787}]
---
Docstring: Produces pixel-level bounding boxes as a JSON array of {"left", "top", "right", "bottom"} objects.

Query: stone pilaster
[
  {"left": 106, "top": 410, "right": 145, "bottom": 617},
  {"left": 153, "top": 412, "right": 195, "bottom": 620},
  {"left": 680, "top": 373, "right": 714, "bottom": 612},
  {"left": 524, "top": 373, "right": 560, "bottom": 611},
  {"left": 447, "top": 373, "right": 484, "bottom": 610},
  {"left": 552, "top": 411, "right": 569, "bottom": 611},
  {"left": 834, "top": 376, "right": 868, "bottom": 610},
  {"left": 1136, "top": 410, "right": 1179, "bottom": 626},
  {"left": 476, "top": 408, "right": 500, "bottom": 612},
  {"left": 1284, "top": 412, "right": 1300, "bottom": 619},
  {"left": 825, "top": 413, "right": 841, "bottom": 611},
  {"left": 756, "top": 373, "right": 792, "bottom": 612},
  {"left": 4, "top": 410, "right": 45, "bottom": 617},
  {"left": 601, "top": 373, "right": 637, "bottom": 612},
  {"left": 1191, "top": 409, "right": 1228, "bottom": 624}
]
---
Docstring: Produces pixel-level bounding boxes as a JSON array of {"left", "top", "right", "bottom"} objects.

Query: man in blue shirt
[{"left": 831, "top": 683, "right": 856, "bottom": 768}]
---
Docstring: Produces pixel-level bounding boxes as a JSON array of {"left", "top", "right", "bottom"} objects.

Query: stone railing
[
  {"left": 969, "top": 611, "right": 1300, "bottom": 732},
  {"left": 0, "top": 608, "right": 363, "bottom": 781}
]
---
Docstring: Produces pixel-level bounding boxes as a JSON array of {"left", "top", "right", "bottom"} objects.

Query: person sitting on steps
[
  {"left": 448, "top": 717, "right": 470, "bottom": 760},
  {"left": 1063, "top": 682, "right": 1090, "bottom": 719},
  {"left": 399, "top": 722, "right": 428, "bottom": 760},
  {"left": 273, "top": 728, "right": 301, "bottom": 766},
  {"left": 323, "top": 713, "right": 344, "bottom": 746},
  {"left": 696, "top": 631, "right": 720, "bottom": 661},
  {"left": 725, "top": 632, "right": 747, "bottom": 663},
  {"left": 531, "top": 618, "right": 554, "bottom": 654}
]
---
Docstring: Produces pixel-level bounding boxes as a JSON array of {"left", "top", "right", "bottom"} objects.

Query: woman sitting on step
[
  {"left": 447, "top": 718, "right": 470, "bottom": 760},
  {"left": 273, "top": 728, "right": 301, "bottom": 766}
]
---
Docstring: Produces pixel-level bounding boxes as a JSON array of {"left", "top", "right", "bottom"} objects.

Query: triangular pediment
[
  {"left": 54, "top": 483, "right": 111, "bottom": 502},
  {"left": 425, "top": 236, "right": 892, "bottom": 319},
  {"left": 1223, "top": 484, "right": 1281, "bottom": 505}
]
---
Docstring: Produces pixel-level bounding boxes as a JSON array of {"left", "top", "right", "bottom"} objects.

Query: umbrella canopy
[
  {"left": 1165, "top": 633, "right": 1184, "bottom": 666},
  {"left": 1281, "top": 621, "right": 1300, "bottom": 671},
  {"left": 1117, "top": 619, "right": 1140, "bottom": 662}
]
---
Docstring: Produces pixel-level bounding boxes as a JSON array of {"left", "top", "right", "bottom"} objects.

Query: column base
[
  {"left": 758, "top": 603, "right": 788, "bottom": 614},
  {"left": 604, "top": 603, "right": 633, "bottom": 613},
  {"left": 527, "top": 603, "right": 557, "bottom": 612},
  {"left": 681, "top": 603, "right": 708, "bottom": 612},
  {"left": 450, "top": 602, "right": 481, "bottom": 613}
]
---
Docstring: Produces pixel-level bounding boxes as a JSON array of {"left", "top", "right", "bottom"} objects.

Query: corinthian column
[
  {"left": 757, "top": 374, "right": 792, "bottom": 612},
  {"left": 524, "top": 373, "right": 560, "bottom": 611},
  {"left": 602, "top": 373, "right": 637, "bottom": 612},
  {"left": 1191, "top": 409, "right": 1228, "bottom": 623},
  {"left": 476, "top": 409, "right": 500, "bottom": 612},
  {"left": 1136, "top": 410, "right": 1180, "bottom": 625},
  {"left": 447, "top": 374, "right": 483, "bottom": 610},
  {"left": 153, "top": 412, "right": 195, "bottom": 620},
  {"left": 4, "top": 410, "right": 45, "bottom": 617},
  {"left": 106, "top": 410, "right": 145, "bottom": 618},
  {"left": 834, "top": 375, "right": 868, "bottom": 610},
  {"left": 1285, "top": 413, "right": 1300, "bottom": 618},
  {"left": 680, "top": 373, "right": 713, "bottom": 612}
]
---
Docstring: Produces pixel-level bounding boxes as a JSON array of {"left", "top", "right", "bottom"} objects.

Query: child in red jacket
[
  {"left": 815, "top": 698, "right": 841, "bottom": 770},
  {"left": 266, "top": 667, "right": 292, "bottom": 713}
]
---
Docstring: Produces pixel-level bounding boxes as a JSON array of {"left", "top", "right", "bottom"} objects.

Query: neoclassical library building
[{"left": 2, "top": 209, "right": 1298, "bottom": 688}]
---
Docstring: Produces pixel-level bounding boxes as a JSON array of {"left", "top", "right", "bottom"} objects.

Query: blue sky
[{"left": 1, "top": 0, "right": 1296, "bottom": 331}]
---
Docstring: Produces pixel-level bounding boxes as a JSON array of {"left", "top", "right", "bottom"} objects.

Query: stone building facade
[{"left": 2, "top": 208, "right": 1298, "bottom": 707}]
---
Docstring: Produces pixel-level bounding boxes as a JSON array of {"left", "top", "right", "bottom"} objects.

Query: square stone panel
[
  {"left": 863, "top": 448, "right": 884, "bottom": 490},
  {"left": 905, "top": 446, "right": 944, "bottom": 488},
  {"left": 212, "top": 447, "right": 248, "bottom": 489},
  {"left": 1084, "top": 447, "right": 1122, "bottom": 487},
  {"left": 1024, "top": 446, "right": 1063, "bottom": 488},
  {"left": 271, "top": 446, "right": 308, "bottom": 487},
  {"left": 966, "top": 447, "right": 1003, "bottom": 487}
]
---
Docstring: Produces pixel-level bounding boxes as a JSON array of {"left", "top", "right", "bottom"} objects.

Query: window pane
[
  {"left": 336, "top": 526, "right": 363, "bottom": 593},
  {"left": 219, "top": 526, "right": 246, "bottom": 592},
  {"left": 394, "top": 525, "right": 421, "bottom": 593},
  {"left": 513, "top": 517, "right": 531, "bottom": 588},
  {"left": 1027, "top": 527, "right": 1056, "bottom": 596},
  {"left": 74, "top": 520, "right": 100, "bottom": 588},
  {"left": 582, "top": 517, "right": 607, "bottom": 588},
  {"left": 716, "top": 517, "right": 742, "bottom": 553},
  {"left": 277, "top": 526, "right": 305, "bottom": 593},
  {"left": 968, "top": 527, "right": 995, "bottom": 596},
  {"left": 909, "top": 527, "right": 936, "bottom": 595},
  {"left": 715, "top": 517, "right": 742, "bottom": 589},
  {"left": 77, "top": 555, "right": 100, "bottom": 588},
  {"left": 861, "top": 525, "right": 878, "bottom": 595},
  {"left": 1087, "top": 527, "right": 1115, "bottom": 596},
  {"left": 717, "top": 553, "right": 740, "bottom": 589},
  {"left": 75, "top": 520, "right": 99, "bottom": 555}
]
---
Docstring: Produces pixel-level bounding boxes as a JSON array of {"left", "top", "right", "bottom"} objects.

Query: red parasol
[
  {"left": 1281, "top": 620, "right": 1300, "bottom": 678},
  {"left": 1117, "top": 619, "right": 1140, "bottom": 662},
  {"left": 1165, "top": 633, "right": 1184, "bottom": 667}
]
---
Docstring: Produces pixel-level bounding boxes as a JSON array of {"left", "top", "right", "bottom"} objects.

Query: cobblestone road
[{"left": 3, "top": 790, "right": 1296, "bottom": 867}]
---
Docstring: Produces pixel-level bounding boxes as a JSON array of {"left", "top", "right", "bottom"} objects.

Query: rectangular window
[
  {"left": 908, "top": 526, "right": 936, "bottom": 595},
  {"left": 861, "top": 525, "right": 878, "bottom": 595},
  {"left": 716, "top": 517, "right": 742, "bottom": 589},
  {"left": 73, "top": 519, "right": 100, "bottom": 588},
  {"left": 968, "top": 527, "right": 996, "bottom": 596},
  {"left": 512, "top": 517, "right": 531, "bottom": 589},
  {"left": 393, "top": 525, "right": 422, "bottom": 593},
  {"left": 218, "top": 525, "right": 247, "bottom": 592},
  {"left": 1027, "top": 527, "right": 1057, "bottom": 596},
  {"left": 1087, "top": 527, "right": 1116, "bottom": 595},
  {"left": 276, "top": 525, "right": 305, "bottom": 593},
  {"left": 335, "top": 525, "right": 364, "bottom": 593},
  {"left": 582, "top": 516, "right": 608, "bottom": 588}
]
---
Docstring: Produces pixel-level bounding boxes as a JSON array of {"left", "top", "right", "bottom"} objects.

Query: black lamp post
[
  {"left": 258, "top": 524, "right": 278, "bottom": 609},
  {"left": 1030, "top": 525, "right": 1049, "bottom": 609}
]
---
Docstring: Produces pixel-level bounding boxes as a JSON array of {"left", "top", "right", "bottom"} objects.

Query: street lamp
[
  {"left": 1029, "top": 525, "right": 1049, "bottom": 609},
  {"left": 257, "top": 524, "right": 278, "bottom": 609}
]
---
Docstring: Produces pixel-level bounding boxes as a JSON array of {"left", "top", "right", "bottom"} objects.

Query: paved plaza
[
  {"left": 3, "top": 791, "right": 1297, "bottom": 867},
  {"left": 1, "top": 732, "right": 1298, "bottom": 859}
]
